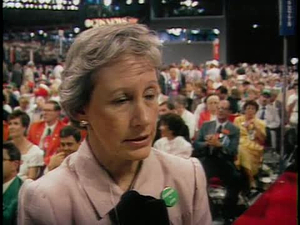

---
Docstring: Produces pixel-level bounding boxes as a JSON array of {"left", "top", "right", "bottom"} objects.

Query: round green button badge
[{"left": 161, "top": 187, "right": 179, "bottom": 207}]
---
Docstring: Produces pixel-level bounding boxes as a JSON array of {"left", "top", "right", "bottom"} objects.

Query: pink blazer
[{"left": 18, "top": 140, "right": 211, "bottom": 225}]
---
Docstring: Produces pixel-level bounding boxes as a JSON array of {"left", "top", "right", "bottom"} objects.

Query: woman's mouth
[{"left": 123, "top": 135, "right": 151, "bottom": 148}]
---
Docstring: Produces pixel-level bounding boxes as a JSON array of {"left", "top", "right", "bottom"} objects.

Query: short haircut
[
  {"left": 19, "top": 95, "right": 30, "bottom": 103},
  {"left": 59, "top": 24, "right": 162, "bottom": 128},
  {"left": 59, "top": 126, "right": 81, "bottom": 143},
  {"left": 159, "top": 100, "right": 175, "bottom": 110},
  {"left": 243, "top": 100, "right": 259, "bottom": 112},
  {"left": 46, "top": 100, "right": 61, "bottom": 111},
  {"left": 173, "top": 95, "right": 187, "bottom": 107},
  {"left": 216, "top": 86, "right": 228, "bottom": 95},
  {"left": 194, "top": 82, "right": 207, "bottom": 94},
  {"left": 242, "top": 81, "right": 251, "bottom": 86},
  {"left": 204, "top": 94, "right": 219, "bottom": 104},
  {"left": 3, "top": 141, "right": 21, "bottom": 161},
  {"left": 8, "top": 110, "right": 30, "bottom": 129},
  {"left": 159, "top": 113, "right": 190, "bottom": 142}
]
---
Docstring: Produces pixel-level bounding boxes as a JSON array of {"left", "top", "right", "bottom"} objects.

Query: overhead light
[
  {"left": 198, "top": 8, "right": 204, "bottom": 13},
  {"left": 252, "top": 24, "right": 259, "bottom": 29},
  {"left": 213, "top": 29, "right": 220, "bottom": 35},
  {"left": 30, "top": 32, "right": 35, "bottom": 37},
  {"left": 103, "top": 0, "right": 111, "bottom": 6},
  {"left": 191, "top": 29, "right": 200, "bottom": 34},
  {"left": 15, "top": 2, "right": 22, "bottom": 8},
  {"left": 291, "top": 58, "right": 298, "bottom": 65},
  {"left": 74, "top": 27, "right": 80, "bottom": 33},
  {"left": 43, "top": 33, "right": 48, "bottom": 37},
  {"left": 180, "top": 0, "right": 192, "bottom": 7},
  {"left": 191, "top": 1, "right": 198, "bottom": 7},
  {"left": 161, "top": 0, "right": 166, "bottom": 3},
  {"left": 187, "top": 40, "right": 191, "bottom": 43},
  {"left": 7, "top": 2, "right": 14, "bottom": 7},
  {"left": 126, "top": 0, "right": 132, "bottom": 5},
  {"left": 138, "top": 0, "right": 145, "bottom": 4},
  {"left": 167, "top": 28, "right": 182, "bottom": 36},
  {"left": 38, "top": 30, "right": 44, "bottom": 35},
  {"left": 72, "top": 0, "right": 80, "bottom": 5}
]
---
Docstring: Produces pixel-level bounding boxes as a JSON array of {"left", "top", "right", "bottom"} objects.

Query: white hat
[
  {"left": 211, "top": 60, "right": 219, "bottom": 67},
  {"left": 27, "top": 61, "right": 34, "bottom": 66},
  {"left": 39, "top": 84, "right": 50, "bottom": 93}
]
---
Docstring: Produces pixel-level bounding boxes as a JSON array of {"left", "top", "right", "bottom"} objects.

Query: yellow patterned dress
[{"left": 234, "top": 115, "right": 266, "bottom": 176}]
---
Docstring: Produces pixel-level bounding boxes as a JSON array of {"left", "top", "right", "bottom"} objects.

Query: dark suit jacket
[
  {"left": 192, "top": 120, "right": 240, "bottom": 160},
  {"left": 3, "top": 176, "right": 23, "bottom": 225}
]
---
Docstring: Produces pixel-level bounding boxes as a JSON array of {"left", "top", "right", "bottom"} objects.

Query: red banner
[{"left": 213, "top": 38, "right": 220, "bottom": 60}]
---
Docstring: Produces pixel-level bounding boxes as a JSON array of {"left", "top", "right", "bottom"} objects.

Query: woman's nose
[{"left": 131, "top": 101, "right": 150, "bottom": 127}]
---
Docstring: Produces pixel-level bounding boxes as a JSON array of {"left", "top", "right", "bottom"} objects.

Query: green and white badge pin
[{"left": 161, "top": 187, "right": 179, "bottom": 207}]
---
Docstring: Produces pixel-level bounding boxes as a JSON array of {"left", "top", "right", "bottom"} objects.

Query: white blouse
[
  {"left": 18, "top": 145, "right": 45, "bottom": 180},
  {"left": 153, "top": 136, "right": 193, "bottom": 159}
]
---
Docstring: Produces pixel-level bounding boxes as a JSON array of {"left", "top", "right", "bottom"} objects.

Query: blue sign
[{"left": 279, "top": 0, "right": 296, "bottom": 36}]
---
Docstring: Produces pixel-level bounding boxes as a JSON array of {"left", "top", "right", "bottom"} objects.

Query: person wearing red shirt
[{"left": 27, "top": 100, "right": 66, "bottom": 165}]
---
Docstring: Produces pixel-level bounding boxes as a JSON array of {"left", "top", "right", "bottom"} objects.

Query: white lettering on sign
[
  {"left": 84, "top": 17, "right": 138, "bottom": 28},
  {"left": 287, "top": 0, "right": 293, "bottom": 27}
]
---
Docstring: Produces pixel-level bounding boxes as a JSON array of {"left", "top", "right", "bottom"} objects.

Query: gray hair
[{"left": 59, "top": 23, "right": 162, "bottom": 128}]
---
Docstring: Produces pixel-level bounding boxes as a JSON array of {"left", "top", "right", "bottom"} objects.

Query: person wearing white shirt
[
  {"left": 206, "top": 60, "right": 221, "bottom": 82},
  {"left": 256, "top": 90, "right": 280, "bottom": 149},
  {"left": 287, "top": 82, "right": 298, "bottom": 127},
  {"left": 8, "top": 110, "right": 44, "bottom": 181},
  {"left": 53, "top": 60, "right": 64, "bottom": 80},
  {"left": 173, "top": 95, "right": 196, "bottom": 139},
  {"left": 154, "top": 113, "right": 192, "bottom": 159}
]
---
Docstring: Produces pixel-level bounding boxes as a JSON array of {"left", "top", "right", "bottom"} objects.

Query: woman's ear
[{"left": 75, "top": 108, "right": 88, "bottom": 122}]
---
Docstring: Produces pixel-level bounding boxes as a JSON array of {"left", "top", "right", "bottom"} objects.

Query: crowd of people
[{"left": 3, "top": 23, "right": 298, "bottom": 225}]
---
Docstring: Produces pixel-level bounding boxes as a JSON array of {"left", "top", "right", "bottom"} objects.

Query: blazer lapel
[
  {"left": 70, "top": 141, "right": 123, "bottom": 219},
  {"left": 69, "top": 141, "right": 165, "bottom": 220},
  {"left": 207, "top": 121, "right": 217, "bottom": 135}
]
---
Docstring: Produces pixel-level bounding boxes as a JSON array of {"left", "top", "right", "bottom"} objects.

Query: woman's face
[
  {"left": 9, "top": 117, "right": 26, "bottom": 138},
  {"left": 206, "top": 97, "right": 220, "bottom": 112},
  {"left": 244, "top": 105, "right": 257, "bottom": 119},
  {"left": 206, "top": 80, "right": 213, "bottom": 88},
  {"left": 159, "top": 123, "right": 173, "bottom": 139},
  {"left": 82, "top": 56, "right": 159, "bottom": 162}
]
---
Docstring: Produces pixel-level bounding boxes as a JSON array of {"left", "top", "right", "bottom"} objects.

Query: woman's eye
[
  {"left": 114, "top": 97, "right": 129, "bottom": 105},
  {"left": 145, "top": 94, "right": 156, "bottom": 100}
]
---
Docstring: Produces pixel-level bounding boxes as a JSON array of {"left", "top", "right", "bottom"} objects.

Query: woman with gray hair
[{"left": 18, "top": 24, "right": 211, "bottom": 225}]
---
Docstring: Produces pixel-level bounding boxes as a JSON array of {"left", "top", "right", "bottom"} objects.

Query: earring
[{"left": 80, "top": 120, "right": 89, "bottom": 127}]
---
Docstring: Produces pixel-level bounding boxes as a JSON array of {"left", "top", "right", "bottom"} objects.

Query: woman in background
[
  {"left": 154, "top": 113, "right": 192, "bottom": 159},
  {"left": 8, "top": 110, "right": 44, "bottom": 180},
  {"left": 234, "top": 100, "right": 266, "bottom": 189}
]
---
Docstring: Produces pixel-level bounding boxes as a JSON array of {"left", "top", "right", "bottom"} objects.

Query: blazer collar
[{"left": 68, "top": 140, "right": 164, "bottom": 219}]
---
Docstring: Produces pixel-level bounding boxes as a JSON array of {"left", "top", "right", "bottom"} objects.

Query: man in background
[
  {"left": 46, "top": 126, "right": 81, "bottom": 172},
  {"left": 3, "top": 141, "right": 23, "bottom": 225}
]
